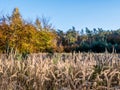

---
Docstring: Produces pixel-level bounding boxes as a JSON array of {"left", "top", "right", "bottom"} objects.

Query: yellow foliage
[{"left": 0, "top": 8, "right": 58, "bottom": 53}]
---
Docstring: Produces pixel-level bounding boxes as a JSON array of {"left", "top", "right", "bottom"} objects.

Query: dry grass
[{"left": 0, "top": 52, "right": 120, "bottom": 90}]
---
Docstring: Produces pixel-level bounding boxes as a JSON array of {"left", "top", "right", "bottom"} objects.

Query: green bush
[{"left": 91, "top": 41, "right": 106, "bottom": 53}]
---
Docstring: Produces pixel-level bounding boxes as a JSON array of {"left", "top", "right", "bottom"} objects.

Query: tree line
[{"left": 0, "top": 8, "right": 120, "bottom": 54}]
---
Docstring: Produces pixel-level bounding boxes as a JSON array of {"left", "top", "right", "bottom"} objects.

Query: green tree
[{"left": 66, "top": 26, "right": 78, "bottom": 44}]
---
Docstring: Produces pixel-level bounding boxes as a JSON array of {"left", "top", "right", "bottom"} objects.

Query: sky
[{"left": 0, "top": 0, "right": 120, "bottom": 31}]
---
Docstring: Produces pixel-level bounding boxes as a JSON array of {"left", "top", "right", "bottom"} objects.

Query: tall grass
[{"left": 0, "top": 52, "right": 120, "bottom": 90}]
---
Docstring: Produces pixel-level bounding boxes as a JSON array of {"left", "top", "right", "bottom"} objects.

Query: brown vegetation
[{"left": 0, "top": 52, "right": 120, "bottom": 90}]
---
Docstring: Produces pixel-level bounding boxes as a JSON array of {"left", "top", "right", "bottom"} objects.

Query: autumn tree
[
  {"left": 0, "top": 16, "right": 10, "bottom": 53},
  {"left": 0, "top": 8, "right": 37, "bottom": 54}
]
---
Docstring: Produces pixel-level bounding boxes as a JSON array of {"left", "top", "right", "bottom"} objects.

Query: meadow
[
  {"left": 0, "top": 5, "right": 120, "bottom": 90},
  {"left": 0, "top": 52, "right": 120, "bottom": 90}
]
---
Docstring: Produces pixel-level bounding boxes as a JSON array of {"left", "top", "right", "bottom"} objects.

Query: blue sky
[{"left": 0, "top": 0, "right": 120, "bottom": 31}]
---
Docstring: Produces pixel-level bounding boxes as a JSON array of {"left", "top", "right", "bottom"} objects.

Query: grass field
[{"left": 0, "top": 52, "right": 120, "bottom": 90}]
